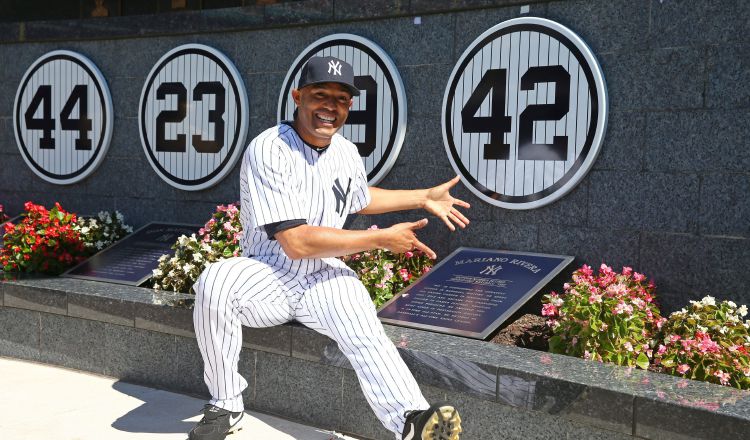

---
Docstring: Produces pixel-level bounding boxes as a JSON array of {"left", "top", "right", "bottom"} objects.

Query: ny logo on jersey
[
  {"left": 479, "top": 264, "right": 502, "bottom": 276},
  {"left": 332, "top": 177, "right": 352, "bottom": 216},
  {"left": 328, "top": 60, "right": 342, "bottom": 76}
]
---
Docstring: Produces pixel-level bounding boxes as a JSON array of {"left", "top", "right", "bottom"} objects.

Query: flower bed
[
  {"left": 0, "top": 202, "right": 132, "bottom": 275},
  {"left": 543, "top": 263, "right": 750, "bottom": 390}
]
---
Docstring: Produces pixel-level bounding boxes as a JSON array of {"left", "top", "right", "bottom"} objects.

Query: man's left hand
[{"left": 423, "top": 175, "right": 471, "bottom": 231}]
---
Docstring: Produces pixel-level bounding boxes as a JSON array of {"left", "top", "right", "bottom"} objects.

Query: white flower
[
  {"left": 182, "top": 263, "right": 194, "bottom": 273},
  {"left": 125, "top": 226, "right": 133, "bottom": 233},
  {"left": 170, "top": 256, "right": 179, "bottom": 264},
  {"left": 80, "top": 226, "right": 90, "bottom": 234},
  {"left": 152, "top": 269, "right": 163, "bottom": 277},
  {"left": 98, "top": 211, "right": 107, "bottom": 221},
  {"left": 178, "top": 235, "right": 189, "bottom": 246},
  {"left": 158, "top": 255, "right": 168, "bottom": 262},
  {"left": 697, "top": 325, "right": 708, "bottom": 333},
  {"left": 727, "top": 301, "right": 737, "bottom": 308},
  {"left": 193, "top": 253, "right": 203, "bottom": 262},
  {"left": 719, "top": 326, "right": 728, "bottom": 335},
  {"left": 739, "top": 305, "right": 748, "bottom": 317},
  {"left": 115, "top": 211, "right": 124, "bottom": 222},
  {"left": 95, "top": 241, "right": 104, "bottom": 249},
  {"left": 701, "top": 296, "right": 716, "bottom": 306}
]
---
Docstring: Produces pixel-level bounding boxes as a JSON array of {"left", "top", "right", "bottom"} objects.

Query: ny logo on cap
[{"left": 328, "top": 60, "right": 342, "bottom": 76}]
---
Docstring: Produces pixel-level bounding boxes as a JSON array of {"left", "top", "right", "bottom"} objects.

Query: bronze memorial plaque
[{"left": 378, "top": 247, "right": 573, "bottom": 339}]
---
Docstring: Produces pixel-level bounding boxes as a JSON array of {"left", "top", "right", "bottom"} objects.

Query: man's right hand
[{"left": 380, "top": 218, "right": 436, "bottom": 259}]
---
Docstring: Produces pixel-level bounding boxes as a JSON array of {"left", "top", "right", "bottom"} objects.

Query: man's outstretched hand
[{"left": 423, "top": 175, "right": 471, "bottom": 231}]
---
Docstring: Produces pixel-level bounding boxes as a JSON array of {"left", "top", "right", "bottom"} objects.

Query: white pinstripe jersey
[{"left": 239, "top": 123, "right": 371, "bottom": 275}]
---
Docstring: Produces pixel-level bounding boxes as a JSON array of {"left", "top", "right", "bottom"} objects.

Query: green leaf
[{"left": 636, "top": 352, "right": 649, "bottom": 370}]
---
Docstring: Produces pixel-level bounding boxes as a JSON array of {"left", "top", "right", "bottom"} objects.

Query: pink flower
[
  {"left": 588, "top": 293, "right": 602, "bottom": 304},
  {"left": 624, "top": 341, "right": 633, "bottom": 352},
  {"left": 422, "top": 267, "right": 430, "bottom": 274},
  {"left": 697, "top": 336, "right": 721, "bottom": 354},
  {"left": 677, "top": 364, "right": 690, "bottom": 375},
  {"left": 600, "top": 263, "right": 614, "bottom": 274},
  {"left": 405, "top": 251, "right": 414, "bottom": 258},
  {"left": 541, "top": 303, "right": 558, "bottom": 317},
  {"left": 579, "top": 264, "right": 593, "bottom": 276},
  {"left": 600, "top": 323, "right": 608, "bottom": 331},
  {"left": 714, "top": 370, "right": 731, "bottom": 385},
  {"left": 669, "top": 334, "right": 681, "bottom": 343},
  {"left": 622, "top": 266, "right": 633, "bottom": 276},
  {"left": 398, "top": 268, "right": 411, "bottom": 282},
  {"left": 657, "top": 344, "right": 667, "bottom": 355},
  {"left": 613, "top": 301, "right": 634, "bottom": 315},
  {"left": 633, "top": 272, "right": 646, "bottom": 282},
  {"left": 681, "top": 339, "right": 695, "bottom": 351}
]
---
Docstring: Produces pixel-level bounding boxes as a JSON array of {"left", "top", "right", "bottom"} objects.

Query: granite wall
[{"left": 0, "top": 0, "right": 747, "bottom": 312}]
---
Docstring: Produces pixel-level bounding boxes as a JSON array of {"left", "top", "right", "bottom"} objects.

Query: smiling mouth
[{"left": 316, "top": 114, "right": 336, "bottom": 124}]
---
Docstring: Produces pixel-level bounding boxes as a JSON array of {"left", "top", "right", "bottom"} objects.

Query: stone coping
[
  {"left": 1, "top": 275, "right": 749, "bottom": 439},
  {"left": 0, "top": 0, "right": 549, "bottom": 44}
]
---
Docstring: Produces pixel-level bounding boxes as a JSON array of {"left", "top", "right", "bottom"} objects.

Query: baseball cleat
[
  {"left": 402, "top": 402, "right": 462, "bottom": 440},
  {"left": 188, "top": 404, "right": 244, "bottom": 440}
]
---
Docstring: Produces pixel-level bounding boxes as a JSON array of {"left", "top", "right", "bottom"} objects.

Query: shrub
[
  {"left": 341, "top": 226, "right": 434, "bottom": 308},
  {"left": 74, "top": 211, "right": 133, "bottom": 252},
  {"left": 152, "top": 203, "right": 242, "bottom": 294},
  {"left": 653, "top": 296, "right": 750, "bottom": 389},
  {"left": 543, "top": 264, "right": 665, "bottom": 369},
  {"left": 0, "top": 202, "right": 87, "bottom": 274},
  {"left": 0, "top": 204, "right": 8, "bottom": 223}
]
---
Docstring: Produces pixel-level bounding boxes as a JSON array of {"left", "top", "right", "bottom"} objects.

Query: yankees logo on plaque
[
  {"left": 278, "top": 34, "right": 407, "bottom": 185},
  {"left": 443, "top": 17, "right": 608, "bottom": 209},
  {"left": 14, "top": 50, "right": 114, "bottom": 185},
  {"left": 139, "top": 44, "right": 249, "bottom": 191}
]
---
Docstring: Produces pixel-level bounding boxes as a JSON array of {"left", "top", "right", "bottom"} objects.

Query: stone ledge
[{"left": 1, "top": 276, "right": 749, "bottom": 439}]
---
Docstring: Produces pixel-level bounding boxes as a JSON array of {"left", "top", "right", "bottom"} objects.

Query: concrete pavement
[{"left": 0, "top": 357, "right": 360, "bottom": 440}]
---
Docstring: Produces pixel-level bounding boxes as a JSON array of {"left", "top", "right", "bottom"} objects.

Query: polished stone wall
[{"left": 0, "top": 0, "right": 748, "bottom": 311}]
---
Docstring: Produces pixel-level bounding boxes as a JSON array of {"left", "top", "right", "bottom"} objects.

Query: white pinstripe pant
[{"left": 193, "top": 257, "right": 429, "bottom": 437}]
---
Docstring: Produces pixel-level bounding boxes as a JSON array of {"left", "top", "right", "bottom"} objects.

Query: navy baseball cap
[{"left": 296, "top": 56, "right": 360, "bottom": 97}]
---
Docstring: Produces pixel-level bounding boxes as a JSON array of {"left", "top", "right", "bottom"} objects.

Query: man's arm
[
  {"left": 275, "top": 219, "right": 435, "bottom": 260},
  {"left": 358, "top": 176, "right": 471, "bottom": 231}
]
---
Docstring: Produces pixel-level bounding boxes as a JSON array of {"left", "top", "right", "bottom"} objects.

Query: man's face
[{"left": 292, "top": 82, "right": 353, "bottom": 147}]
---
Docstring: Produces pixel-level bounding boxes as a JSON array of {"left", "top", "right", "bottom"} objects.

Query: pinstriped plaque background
[
  {"left": 443, "top": 17, "right": 607, "bottom": 210},
  {"left": 13, "top": 51, "right": 112, "bottom": 185},
  {"left": 139, "top": 44, "right": 248, "bottom": 191},
  {"left": 278, "top": 34, "right": 406, "bottom": 186}
]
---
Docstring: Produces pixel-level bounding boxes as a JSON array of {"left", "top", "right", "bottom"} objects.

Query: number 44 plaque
[{"left": 378, "top": 248, "right": 573, "bottom": 339}]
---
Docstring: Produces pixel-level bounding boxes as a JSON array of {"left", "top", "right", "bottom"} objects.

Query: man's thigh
[{"left": 197, "top": 257, "right": 299, "bottom": 327}]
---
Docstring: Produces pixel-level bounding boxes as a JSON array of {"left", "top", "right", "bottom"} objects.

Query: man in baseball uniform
[{"left": 189, "top": 56, "right": 468, "bottom": 440}]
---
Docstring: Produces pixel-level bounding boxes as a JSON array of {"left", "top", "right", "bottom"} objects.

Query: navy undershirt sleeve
[{"left": 264, "top": 219, "right": 307, "bottom": 240}]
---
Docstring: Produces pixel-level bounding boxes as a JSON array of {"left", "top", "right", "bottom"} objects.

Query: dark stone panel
[
  {"left": 546, "top": 0, "right": 650, "bottom": 54},
  {"left": 398, "top": 115, "right": 453, "bottom": 169},
  {"left": 0, "top": 118, "right": 16, "bottom": 155},
  {"left": 232, "top": 27, "right": 317, "bottom": 74},
  {"left": 107, "top": 117, "right": 142, "bottom": 159},
  {"left": 239, "top": 348, "right": 256, "bottom": 407},
  {"left": 337, "top": 369, "right": 448, "bottom": 440},
  {"left": 588, "top": 171, "right": 699, "bottom": 233},
  {"left": 334, "top": 0, "right": 408, "bottom": 20},
  {"left": 381, "top": 163, "right": 456, "bottom": 194},
  {"left": 135, "top": 302, "right": 195, "bottom": 338},
  {"left": 39, "top": 312, "right": 107, "bottom": 374},
  {"left": 635, "top": 396, "right": 749, "bottom": 440},
  {"left": 453, "top": 3, "right": 544, "bottom": 58},
  {"left": 338, "top": 369, "right": 396, "bottom": 440},
  {"left": 400, "top": 349, "right": 497, "bottom": 400},
  {"left": 599, "top": 48, "right": 705, "bottom": 112},
  {"left": 448, "top": 220, "right": 538, "bottom": 252},
  {"left": 650, "top": 0, "right": 749, "bottom": 48},
  {"left": 0, "top": 154, "right": 67, "bottom": 194},
  {"left": 489, "top": 179, "right": 590, "bottom": 229},
  {"left": 68, "top": 291, "right": 135, "bottom": 327},
  {"left": 645, "top": 109, "right": 750, "bottom": 173},
  {"left": 699, "top": 174, "right": 750, "bottom": 238},
  {"left": 0, "top": 22, "right": 20, "bottom": 43},
  {"left": 174, "top": 165, "right": 241, "bottom": 205},
  {"left": 104, "top": 323, "right": 179, "bottom": 390},
  {"left": 538, "top": 224, "right": 640, "bottom": 271},
  {"left": 2, "top": 283, "right": 67, "bottom": 315},
  {"left": 242, "top": 324, "right": 293, "bottom": 356},
  {"left": 706, "top": 44, "right": 750, "bottom": 109},
  {"left": 699, "top": 236, "right": 750, "bottom": 308},
  {"left": 172, "top": 334, "right": 211, "bottom": 398},
  {"left": 399, "top": 63, "right": 453, "bottom": 117},
  {"left": 326, "top": 14, "right": 455, "bottom": 68},
  {"left": 108, "top": 75, "right": 143, "bottom": 120},
  {"left": 112, "top": 197, "right": 181, "bottom": 228},
  {"left": 290, "top": 324, "right": 348, "bottom": 367},
  {"left": 264, "top": 0, "right": 333, "bottom": 26},
  {"left": 172, "top": 200, "right": 230, "bottom": 226},
  {"left": 0, "top": 306, "right": 40, "bottom": 361},
  {"left": 639, "top": 232, "right": 702, "bottom": 312},
  {"left": 252, "top": 350, "right": 343, "bottom": 429},
  {"left": 23, "top": 7, "right": 266, "bottom": 42},
  {"left": 82, "top": 156, "right": 154, "bottom": 199},
  {"left": 410, "top": 0, "right": 495, "bottom": 14},
  {"left": 592, "top": 111, "right": 645, "bottom": 172}
]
